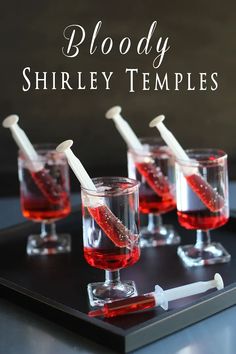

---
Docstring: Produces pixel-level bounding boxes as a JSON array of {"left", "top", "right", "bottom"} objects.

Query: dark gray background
[{"left": 1, "top": 0, "right": 235, "bottom": 195}]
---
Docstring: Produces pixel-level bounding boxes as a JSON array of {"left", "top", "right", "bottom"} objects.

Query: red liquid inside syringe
[
  {"left": 88, "top": 205, "right": 138, "bottom": 248},
  {"left": 135, "top": 161, "right": 171, "bottom": 197},
  {"left": 185, "top": 174, "right": 225, "bottom": 212},
  {"left": 89, "top": 294, "right": 156, "bottom": 318},
  {"left": 31, "top": 169, "right": 68, "bottom": 205},
  {"left": 20, "top": 164, "right": 71, "bottom": 221}
]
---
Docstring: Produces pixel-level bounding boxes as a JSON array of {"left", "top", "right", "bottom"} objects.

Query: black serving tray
[{"left": 0, "top": 208, "right": 236, "bottom": 353}]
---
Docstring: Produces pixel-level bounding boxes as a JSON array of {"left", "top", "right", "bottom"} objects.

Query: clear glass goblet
[
  {"left": 176, "top": 149, "right": 230, "bottom": 266},
  {"left": 81, "top": 177, "right": 140, "bottom": 307},
  {"left": 128, "top": 137, "right": 180, "bottom": 247},
  {"left": 18, "top": 144, "right": 71, "bottom": 255}
]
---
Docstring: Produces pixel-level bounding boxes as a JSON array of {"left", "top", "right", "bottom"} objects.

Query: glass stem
[
  {"left": 40, "top": 222, "right": 57, "bottom": 239},
  {"left": 147, "top": 213, "right": 162, "bottom": 232},
  {"left": 195, "top": 229, "right": 211, "bottom": 249},
  {"left": 105, "top": 270, "right": 121, "bottom": 285}
]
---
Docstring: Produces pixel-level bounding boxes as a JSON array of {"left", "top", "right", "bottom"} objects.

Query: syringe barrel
[{"left": 103, "top": 293, "right": 157, "bottom": 318}]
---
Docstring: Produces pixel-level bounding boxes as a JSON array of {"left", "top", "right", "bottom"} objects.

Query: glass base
[
  {"left": 27, "top": 233, "right": 71, "bottom": 256},
  {"left": 177, "top": 242, "right": 231, "bottom": 267},
  {"left": 87, "top": 280, "right": 137, "bottom": 307},
  {"left": 140, "top": 224, "right": 180, "bottom": 247}
]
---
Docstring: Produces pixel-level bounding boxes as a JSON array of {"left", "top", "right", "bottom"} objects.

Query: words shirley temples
[{"left": 21, "top": 21, "right": 219, "bottom": 92}]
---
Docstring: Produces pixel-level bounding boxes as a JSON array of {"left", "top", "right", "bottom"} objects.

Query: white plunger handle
[
  {"left": 149, "top": 115, "right": 198, "bottom": 175},
  {"left": 56, "top": 140, "right": 103, "bottom": 208},
  {"left": 164, "top": 273, "right": 224, "bottom": 302},
  {"left": 2, "top": 115, "right": 42, "bottom": 172},
  {"left": 105, "top": 106, "right": 143, "bottom": 151},
  {"left": 149, "top": 115, "right": 190, "bottom": 161},
  {"left": 56, "top": 140, "right": 96, "bottom": 191}
]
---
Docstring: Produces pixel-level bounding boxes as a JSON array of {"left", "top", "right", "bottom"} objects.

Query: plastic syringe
[
  {"left": 149, "top": 115, "right": 225, "bottom": 212},
  {"left": 105, "top": 106, "right": 172, "bottom": 197},
  {"left": 56, "top": 140, "right": 139, "bottom": 249},
  {"left": 89, "top": 273, "right": 224, "bottom": 318},
  {"left": 2, "top": 115, "right": 67, "bottom": 205}
]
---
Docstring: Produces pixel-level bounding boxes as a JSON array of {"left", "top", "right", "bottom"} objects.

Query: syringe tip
[
  {"left": 105, "top": 105, "right": 122, "bottom": 119},
  {"left": 2, "top": 114, "right": 19, "bottom": 128},
  {"left": 88, "top": 309, "right": 104, "bottom": 317},
  {"left": 56, "top": 139, "right": 73, "bottom": 153},
  {"left": 149, "top": 115, "right": 165, "bottom": 128},
  {"left": 214, "top": 273, "right": 224, "bottom": 290}
]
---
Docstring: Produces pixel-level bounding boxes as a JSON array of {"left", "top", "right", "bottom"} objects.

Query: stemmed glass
[
  {"left": 18, "top": 144, "right": 71, "bottom": 255},
  {"left": 81, "top": 177, "right": 140, "bottom": 307},
  {"left": 176, "top": 149, "right": 230, "bottom": 266},
  {"left": 127, "top": 137, "right": 180, "bottom": 247}
]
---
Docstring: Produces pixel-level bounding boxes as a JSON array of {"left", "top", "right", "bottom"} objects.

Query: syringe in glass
[{"left": 89, "top": 273, "right": 224, "bottom": 318}]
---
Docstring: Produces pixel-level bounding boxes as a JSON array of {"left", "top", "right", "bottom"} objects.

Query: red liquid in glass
[
  {"left": 22, "top": 196, "right": 71, "bottom": 221},
  {"left": 177, "top": 210, "right": 228, "bottom": 230},
  {"left": 88, "top": 205, "right": 138, "bottom": 248},
  {"left": 84, "top": 246, "right": 140, "bottom": 271},
  {"left": 133, "top": 157, "right": 175, "bottom": 214},
  {"left": 135, "top": 161, "right": 171, "bottom": 197},
  {"left": 185, "top": 174, "right": 225, "bottom": 212},
  {"left": 139, "top": 188, "right": 176, "bottom": 214},
  {"left": 89, "top": 294, "right": 156, "bottom": 318}
]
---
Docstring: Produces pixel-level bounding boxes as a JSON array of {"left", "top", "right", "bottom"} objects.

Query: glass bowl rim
[
  {"left": 81, "top": 176, "right": 140, "bottom": 197},
  {"left": 176, "top": 148, "right": 227, "bottom": 166},
  {"left": 18, "top": 143, "right": 66, "bottom": 161},
  {"left": 128, "top": 136, "right": 173, "bottom": 157}
]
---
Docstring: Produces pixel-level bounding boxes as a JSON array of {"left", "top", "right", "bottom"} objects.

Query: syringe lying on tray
[{"left": 89, "top": 273, "right": 224, "bottom": 318}]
